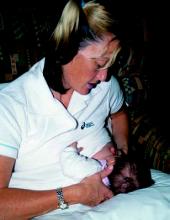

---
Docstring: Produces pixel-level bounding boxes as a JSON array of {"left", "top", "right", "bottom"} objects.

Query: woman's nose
[{"left": 96, "top": 69, "right": 108, "bottom": 81}]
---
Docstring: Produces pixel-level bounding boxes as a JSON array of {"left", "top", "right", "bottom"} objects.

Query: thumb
[{"left": 100, "top": 165, "right": 113, "bottom": 179}]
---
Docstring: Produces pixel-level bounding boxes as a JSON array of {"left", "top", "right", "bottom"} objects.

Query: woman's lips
[{"left": 87, "top": 83, "right": 97, "bottom": 89}]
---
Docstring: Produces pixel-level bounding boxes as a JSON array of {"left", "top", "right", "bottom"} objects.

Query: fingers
[
  {"left": 69, "top": 142, "right": 77, "bottom": 148},
  {"left": 68, "top": 142, "right": 84, "bottom": 153},
  {"left": 104, "top": 190, "right": 113, "bottom": 200},
  {"left": 107, "top": 159, "right": 116, "bottom": 167},
  {"left": 100, "top": 184, "right": 113, "bottom": 202},
  {"left": 105, "top": 155, "right": 116, "bottom": 166},
  {"left": 123, "top": 148, "right": 128, "bottom": 155},
  {"left": 77, "top": 147, "right": 83, "bottom": 153},
  {"left": 117, "top": 146, "right": 128, "bottom": 155},
  {"left": 80, "top": 170, "right": 114, "bottom": 206},
  {"left": 100, "top": 165, "right": 113, "bottom": 179}
]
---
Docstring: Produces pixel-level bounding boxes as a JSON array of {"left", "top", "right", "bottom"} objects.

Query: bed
[{"left": 34, "top": 169, "right": 170, "bottom": 220}]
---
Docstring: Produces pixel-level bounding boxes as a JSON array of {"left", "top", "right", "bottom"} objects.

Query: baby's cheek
[
  {"left": 121, "top": 166, "right": 131, "bottom": 177},
  {"left": 111, "top": 175, "right": 124, "bottom": 187}
]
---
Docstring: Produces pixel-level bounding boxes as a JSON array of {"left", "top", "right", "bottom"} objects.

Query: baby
[
  {"left": 60, "top": 143, "right": 154, "bottom": 195},
  {"left": 107, "top": 150, "right": 155, "bottom": 194}
]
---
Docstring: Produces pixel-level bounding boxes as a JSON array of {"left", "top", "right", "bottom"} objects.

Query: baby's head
[{"left": 108, "top": 151, "right": 155, "bottom": 195}]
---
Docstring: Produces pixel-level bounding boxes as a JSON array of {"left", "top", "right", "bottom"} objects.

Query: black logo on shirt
[{"left": 81, "top": 122, "right": 94, "bottom": 129}]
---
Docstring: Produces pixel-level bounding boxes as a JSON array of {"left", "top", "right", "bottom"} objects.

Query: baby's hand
[{"left": 69, "top": 142, "right": 83, "bottom": 153}]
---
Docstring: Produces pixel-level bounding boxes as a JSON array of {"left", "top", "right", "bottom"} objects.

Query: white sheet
[{"left": 34, "top": 169, "right": 170, "bottom": 220}]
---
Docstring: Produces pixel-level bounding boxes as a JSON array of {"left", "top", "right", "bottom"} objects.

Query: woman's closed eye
[{"left": 91, "top": 58, "right": 109, "bottom": 71}]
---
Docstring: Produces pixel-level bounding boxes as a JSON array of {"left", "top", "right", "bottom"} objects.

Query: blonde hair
[
  {"left": 53, "top": 0, "right": 80, "bottom": 45},
  {"left": 53, "top": 0, "right": 121, "bottom": 66},
  {"left": 102, "top": 45, "right": 121, "bottom": 70},
  {"left": 52, "top": 1, "right": 120, "bottom": 47},
  {"left": 83, "top": 1, "right": 114, "bottom": 35},
  {"left": 44, "top": 0, "right": 122, "bottom": 92},
  {"left": 83, "top": 1, "right": 121, "bottom": 69}
]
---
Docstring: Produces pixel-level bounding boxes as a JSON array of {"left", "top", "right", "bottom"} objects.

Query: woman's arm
[
  {"left": 0, "top": 155, "right": 113, "bottom": 220},
  {"left": 110, "top": 107, "right": 129, "bottom": 154}
]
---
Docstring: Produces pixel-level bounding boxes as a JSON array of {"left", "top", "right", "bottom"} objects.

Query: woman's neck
[{"left": 51, "top": 89, "right": 73, "bottom": 108}]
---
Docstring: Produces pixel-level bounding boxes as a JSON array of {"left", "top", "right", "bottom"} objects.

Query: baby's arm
[{"left": 60, "top": 143, "right": 102, "bottom": 181}]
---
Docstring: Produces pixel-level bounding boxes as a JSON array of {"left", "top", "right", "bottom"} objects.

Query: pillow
[{"left": 34, "top": 169, "right": 170, "bottom": 220}]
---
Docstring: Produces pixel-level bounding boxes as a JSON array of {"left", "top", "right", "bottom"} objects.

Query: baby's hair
[{"left": 109, "top": 150, "right": 155, "bottom": 195}]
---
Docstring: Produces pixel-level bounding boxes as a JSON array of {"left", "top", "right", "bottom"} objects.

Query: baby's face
[
  {"left": 110, "top": 162, "right": 140, "bottom": 194},
  {"left": 109, "top": 150, "right": 154, "bottom": 195}
]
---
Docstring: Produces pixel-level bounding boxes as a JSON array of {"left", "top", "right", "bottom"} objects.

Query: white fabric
[
  {"left": 0, "top": 58, "right": 124, "bottom": 190},
  {"left": 0, "top": 82, "right": 8, "bottom": 89},
  {"left": 33, "top": 169, "right": 170, "bottom": 220},
  {"left": 60, "top": 146, "right": 110, "bottom": 186},
  {"left": 60, "top": 146, "right": 102, "bottom": 181}
]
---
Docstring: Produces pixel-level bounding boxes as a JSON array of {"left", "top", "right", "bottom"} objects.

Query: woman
[{"left": 0, "top": 1, "right": 129, "bottom": 219}]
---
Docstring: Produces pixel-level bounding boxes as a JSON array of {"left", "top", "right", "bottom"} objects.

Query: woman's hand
[
  {"left": 78, "top": 166, "right": 114, "bottom": 206},
  {"left": 93, "top": 142, "right": 116, "bottom": 166}
]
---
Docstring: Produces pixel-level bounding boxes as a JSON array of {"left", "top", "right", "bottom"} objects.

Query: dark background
[{"left": 0, "top": 1, "right": 170, "bottom": 133}]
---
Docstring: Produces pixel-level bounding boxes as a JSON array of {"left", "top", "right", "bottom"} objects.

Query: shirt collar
[
  {"left": 25, "top": 59, "right": 101, "bottom": 116},
  {"left": 67, "top": 85, "right": 101, "bottom": 115}
]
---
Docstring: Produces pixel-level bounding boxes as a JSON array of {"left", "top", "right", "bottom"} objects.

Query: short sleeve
[
  {"left": 109, "top": 76, "right": 124, "bottom": 114},
  {"left": 0, "top": 93, "right": 23, "bottom": 158}
]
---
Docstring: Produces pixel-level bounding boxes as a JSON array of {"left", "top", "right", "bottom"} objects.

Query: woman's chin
[
  {"left": 76, "top": 87, "right": 91, "bottom": 95},
  {"left": 79, "top": 91, "right": 90, "bottom": 95}
]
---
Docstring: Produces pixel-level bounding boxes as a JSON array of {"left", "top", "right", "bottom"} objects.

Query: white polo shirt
[{"left": 0, "top": 58, "right": 124, "bottom": 190}]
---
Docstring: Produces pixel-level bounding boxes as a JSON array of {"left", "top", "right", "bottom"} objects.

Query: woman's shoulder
[
  {"left": 98, "top": 76, "right": 120, "bottom": 91},
  {"left": 0, "top": 58, "right": 46, "bottom": 104}
]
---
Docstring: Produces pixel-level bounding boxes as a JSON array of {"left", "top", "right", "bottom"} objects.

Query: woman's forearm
[
  {"left": 0, "top": 185, "right": 80, "bottom": 220},
  {"left": 111, "top": 109, "right": 129, "bottom": 154},
  {"left": 0, "top": 173, "right": 113, "bottom": 220}
]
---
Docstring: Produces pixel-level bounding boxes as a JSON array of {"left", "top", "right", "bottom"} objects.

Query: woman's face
[{"left": 62, "top": 32, "right": 120, "bottom": 95}]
